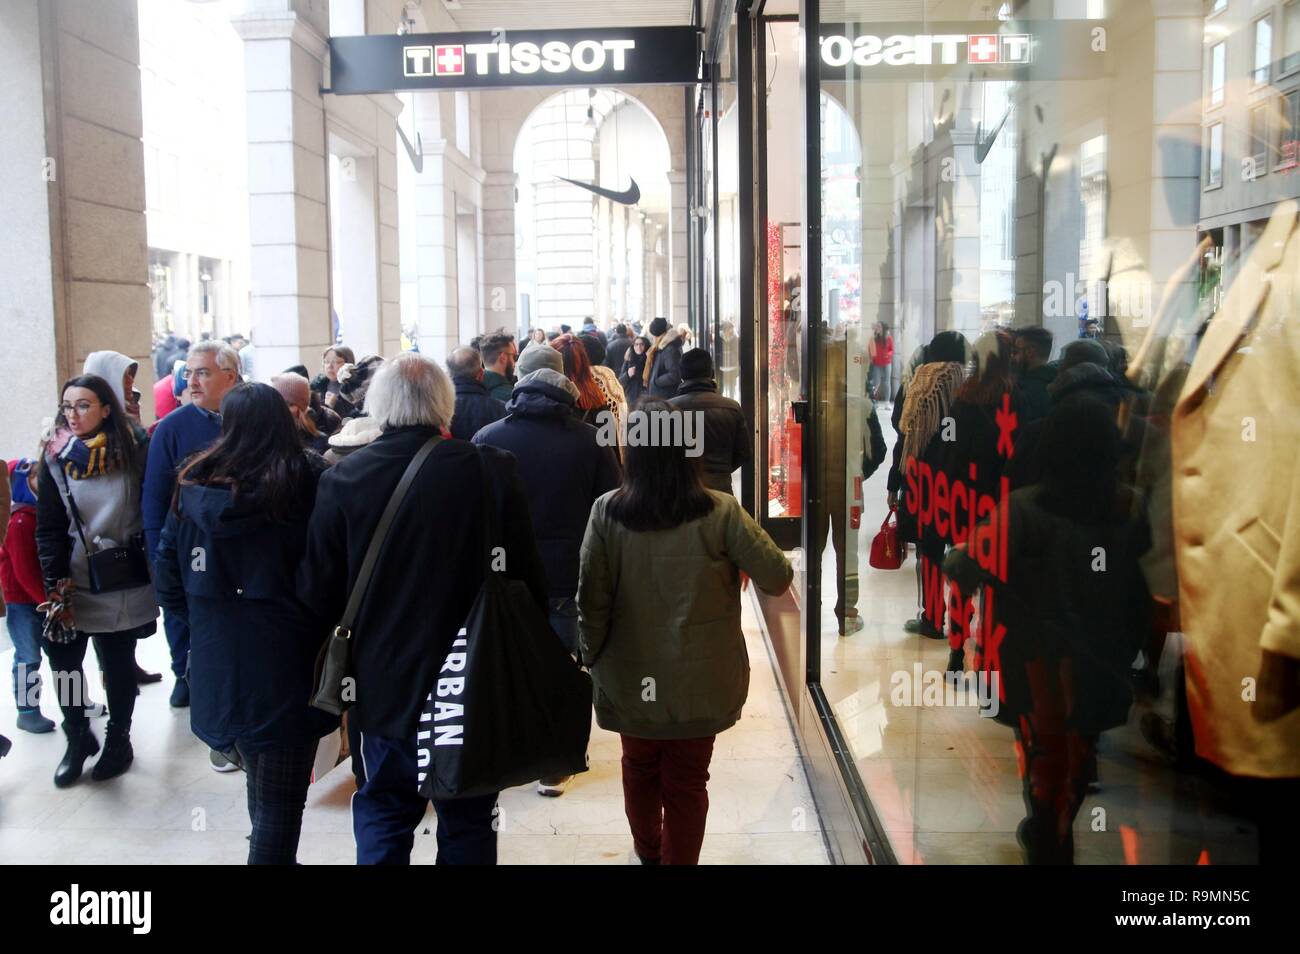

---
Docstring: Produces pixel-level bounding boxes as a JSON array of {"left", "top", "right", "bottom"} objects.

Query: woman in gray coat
[{"left": 36, "top": 374, "right": 157, "bottom": 787}]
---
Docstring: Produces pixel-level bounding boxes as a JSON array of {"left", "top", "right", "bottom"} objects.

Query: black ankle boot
[
  {"left": 91, "top": 722, "right": 134, "bottom": 781},
  {"left": 54, "top": 720, "right": 100, "bottom": 788}
]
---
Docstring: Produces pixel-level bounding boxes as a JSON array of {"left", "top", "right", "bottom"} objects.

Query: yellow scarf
[{"left": 63, "top": 432, "right": 113, "bottom": 480}]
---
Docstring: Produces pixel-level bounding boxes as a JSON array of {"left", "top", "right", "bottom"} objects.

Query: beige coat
[{"left": 1172, "top": 200, "right": 1300, "bottom": 778}]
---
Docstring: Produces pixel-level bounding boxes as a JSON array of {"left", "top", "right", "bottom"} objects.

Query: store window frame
[
  {"left": 1207, "top": 40, "right": 1227, "bottom": 110},
  {"left": 1248, "top": 103, "right": 1270, "bottom": 176},
  {"left": 1253, "top": 14, "right": 1273, "bottom": 88},
  {"left": 1284, "top": 0, "right": 1300, "bottom": 78},
  {"left": 1206, "top": 121, "right": 1225, "bottom": 189},
  {"left": 1277, "top": 87, "right": 1300, "bottom": 169}
]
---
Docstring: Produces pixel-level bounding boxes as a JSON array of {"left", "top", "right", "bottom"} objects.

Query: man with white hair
[
  {"left": 142, "top": 340, "right": 241, "bottom": 718},
  {"left": 299, "top": 352, "right": 548, "bottom": 865}
]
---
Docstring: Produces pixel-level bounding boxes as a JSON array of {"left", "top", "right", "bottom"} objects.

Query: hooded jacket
[
  {"left": 668, "top": 378, "right": 750, "bottom": 494},
  {"left": 82, "top": 351, "right": 138, "bottom": 409},
  {"left": 1, "top": 460, "right": 43, "bottom": 605},
  {"left": 646, "top": 326, "right": 685, "bottom": 399},
  {"left": 153, "top": 468, "right": 338, "bottom": 753},
  {"left": 473, "top": 369, "right": 620, "bottom": 598},
  {"left": 450, "top": 376, "right": 507, "bottom": 441}
]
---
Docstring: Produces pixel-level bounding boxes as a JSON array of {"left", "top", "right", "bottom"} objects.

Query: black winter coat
[
  {"left": 153, "top": 464, "right": 338, "bottom": 753},
  {"left": 648, "top": 336, "right": 684, "bottom": 399},
  {"left": 668, "top": 380, "right": 750, "bottom": 494},
  {"left": 620, "top": 351, "right": 648, "bottom": 406},
  {"left": 450, "top": 377, "right": 508, "bottom": 441},
  {"left": 605, "top": 335, "right": 632, "bottom": 374},
  {"left": 297, "top": 428, "right": 548, "bottom": 739},
  {"left": 473, "top": 378, "right": 620, "bottom": 598}
]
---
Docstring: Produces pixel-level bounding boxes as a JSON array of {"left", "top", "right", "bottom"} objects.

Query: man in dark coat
[
  {"left": 446, "top": 347, "right": 507, "bottom": 441},
  {"left": 1011, "top": 327, "right": 1057, "bottom": 424},
  {"left": 604, "top": 323, "right": 632, "bottom": 373},
  {"left": 472, "top": 359, "right": 620, "bottom": 654},
  {"left": 479, "top": 333, "right": 518, "bottom": 403},
  {"left": 646, "top": 317, "right": 685, "bottom": 399},
  {"left": 299, "top": 353, "right": 548, "bottom": 864},
  {"left": 668, "top": 349, "right": 750, "bottom": 494}
]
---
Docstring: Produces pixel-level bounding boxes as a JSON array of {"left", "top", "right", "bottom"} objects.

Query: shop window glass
[
  {"left": 1285, "top": 1, "right": 1300, "bottom": 75},
  {"left": 1254, "top": 16, "right": 1272, "bottom": 86},
  {"left": 798, "top": 0, "right": 1300, "bottom": 867},
  {"left": 1278, "top": 89, "right": 1300, "bottom": 168},
  {"left": 1209, "top": 42, "right": 1226, "bottom": 107}
]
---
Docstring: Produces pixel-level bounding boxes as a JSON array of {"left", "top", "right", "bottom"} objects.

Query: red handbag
[{"left": 869, "top": 507, "right": 906, "bottom": 570}]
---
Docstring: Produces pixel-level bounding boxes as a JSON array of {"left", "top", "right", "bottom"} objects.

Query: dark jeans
[
  {"left": 43, "top": 632, "right": 138, "bottom": 730},
  {"left": 161, "top": 610, "right": 189, "bottom": 678},
  {"left": 6, "top": 602, "right": 44, "bottom": 712},
  {"left": 353, "top": 731, "right": 498, "bottom": 865},
  {"left": 548, "top": 596, "right": 579, "bottom": 655},
  {"left": 236, "top": 740, "right": 319, "bottom": 865},
  {"left": 620, "top": 734, "right": 716, "bottom": 865}
]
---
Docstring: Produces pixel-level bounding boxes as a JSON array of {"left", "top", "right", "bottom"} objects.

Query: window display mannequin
[{"left": 1171, "top": 199, "right": 1300, "bottom": 863}]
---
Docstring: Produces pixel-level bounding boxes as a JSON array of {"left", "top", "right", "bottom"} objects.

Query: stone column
[
  {"left": 668, "top": 169, "right": 688, "bottom": 325},
  {"left": 232, "top": 0, "right": 332, "bottom": 375}
]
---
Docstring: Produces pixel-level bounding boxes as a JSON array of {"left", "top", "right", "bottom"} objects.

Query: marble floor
[
  {"left": 0, "top": 594, "right": 829, "bottom": 865},
  {"left": 813, "top": 407, "right": 1258, "bottom": 865}
]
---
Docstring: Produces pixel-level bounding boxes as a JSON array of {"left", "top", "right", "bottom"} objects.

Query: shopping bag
[
  {"left": 310, "top": 728, "right": 345, "bottom": 784},
  {"left": 417, "top": 572, "right": 592, "bottom": 800},
  {"left": 869, "top": 507, "right": 906, "bottom": 570}
]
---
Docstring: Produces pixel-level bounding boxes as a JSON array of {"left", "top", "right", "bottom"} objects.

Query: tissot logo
[
  {"left": 820, "top": 33, "right": 1032, "bottom": 67},
  {"left": 403, "top": 38, "right": 637, "bottom": 78}
]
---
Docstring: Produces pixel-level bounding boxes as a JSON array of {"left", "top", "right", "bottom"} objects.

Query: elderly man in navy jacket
[
  {"left": 299, "top": 353, "right": 548, "bottom": 865},
  {"left": 143, "top": 341, "right": 240, "bottom": 711}
]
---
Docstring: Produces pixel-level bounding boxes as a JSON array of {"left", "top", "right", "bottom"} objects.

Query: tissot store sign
[
  {"left": 819, "top": 22, "right": 1104, "bottom": 81},
  {"left": 329, "top": 26, "right": 701, "bottom": 94}
]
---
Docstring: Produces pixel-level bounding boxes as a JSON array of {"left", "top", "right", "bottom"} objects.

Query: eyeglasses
[
  {"left": 181, "top": 367, "right": 215, "bottom": 381},
  {"left": 60, "top": 401, "right": 100, "bottom": 417}
]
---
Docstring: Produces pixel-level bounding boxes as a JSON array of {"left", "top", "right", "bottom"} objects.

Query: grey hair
[
  {"left": 189, "top": 339, "right": 242, "bottom": 375},
  {"left": 365, "top": 351, "right": 455, "bottom": 431}
]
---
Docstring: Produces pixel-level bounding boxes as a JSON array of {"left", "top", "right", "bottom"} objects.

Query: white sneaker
[
  {"left": 209, "top": 748, "right": 241, "bottom": 773},
  {"left": 536, "top": 775, "right": 571, "bottom": 797},
  {"left": 85, "top": 700, "right": 107, "bottom": 719}
]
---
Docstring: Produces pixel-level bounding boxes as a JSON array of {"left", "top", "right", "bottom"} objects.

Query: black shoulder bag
[
  {"left": 56, "top": 466, "right": 151, "bottom": 594},
  {"left": 310, "top": 436, "right": 440, "bottom": 715}
]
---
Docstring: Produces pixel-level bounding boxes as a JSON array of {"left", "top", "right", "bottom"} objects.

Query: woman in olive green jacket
[{"left": 577, "top": 400, "right": 792, "bottom": 864}]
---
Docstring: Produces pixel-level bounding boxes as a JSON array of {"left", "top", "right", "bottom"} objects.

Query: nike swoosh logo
[
  {"left": 397, "top": 124, "right": 423, "bottom": 173},
  {"left": 975, "top": 104, "right": 1012, "bottom": 164},
  {"left": 556, "top": 176, "right": 640, "bottom": 205}
]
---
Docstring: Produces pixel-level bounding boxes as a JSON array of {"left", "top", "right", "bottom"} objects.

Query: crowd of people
[
  {"left": 0, "top": 316, "right": 782, "bottom": 867},
  {"left": 877, "top": 322, "right": 1182, "bottom": 865}
]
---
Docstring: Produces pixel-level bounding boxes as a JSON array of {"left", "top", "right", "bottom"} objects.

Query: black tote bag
[{"left": 417, "top": 452, "right": 592, "bottom": 801}]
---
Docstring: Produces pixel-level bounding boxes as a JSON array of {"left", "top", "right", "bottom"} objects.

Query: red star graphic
[{"left": 996, "top": 392, "right": 1018, "bottom": 459}]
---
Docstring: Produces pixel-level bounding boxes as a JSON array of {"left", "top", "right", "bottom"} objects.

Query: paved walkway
[{"left": 0, "top": 594, "right": 828, "bottom": 865}]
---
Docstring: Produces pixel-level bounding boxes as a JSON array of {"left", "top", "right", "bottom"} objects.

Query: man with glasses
[{"left": 142, "top": 342, "right": 240, "bottom": 735}]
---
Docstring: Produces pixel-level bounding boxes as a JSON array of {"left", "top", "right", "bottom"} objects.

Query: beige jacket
[{"left": 1171, "top": 200, "right": 1300, "bottom": 778}]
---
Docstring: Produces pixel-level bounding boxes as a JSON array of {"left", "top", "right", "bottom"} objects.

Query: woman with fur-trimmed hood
[{"left": 643, "top": 318, "right": 685, "bottom": 399}]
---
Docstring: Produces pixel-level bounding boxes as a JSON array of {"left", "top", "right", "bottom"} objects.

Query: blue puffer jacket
[{"left": 153, "top": 471, "right": 338, "bottom": 754}]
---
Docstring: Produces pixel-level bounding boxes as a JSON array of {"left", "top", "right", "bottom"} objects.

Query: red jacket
[
  {"left": 870, "top": 335, "right": 894, "bottom": 367},
  {"left": 1, "top": 505, "right": 44, "bottom": 605}
]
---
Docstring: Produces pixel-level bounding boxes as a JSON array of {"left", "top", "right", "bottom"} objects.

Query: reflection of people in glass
[
  {"left": 946, "top": 397, "right": 1150, "bottom": 865},
  {"left": 867, "top": 322, "right": 894, "bottom": 404},
  {"left": 718, "top": 320, "right": 739, "bottom": 401},
  {"left": 940, "top": 332, "right": 1016, "bottom": 671},
  {"left": 886, "top": 331, "right": 967, "bottom": 639}
]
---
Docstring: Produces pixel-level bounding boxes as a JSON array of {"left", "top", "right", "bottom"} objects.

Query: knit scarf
[
  {"left": 899, "top": 361, "right": 965, "bottom": 468},
  {"left": 60, "top": 431, "right": 114, "bottom": 480}
]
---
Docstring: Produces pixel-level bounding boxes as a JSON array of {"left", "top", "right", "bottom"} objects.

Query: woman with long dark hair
[
  {"left": 619, "top": 336, "right": 650, "bottom": 407},
  {"left": 35, "top": 374, "right": 157, "bottom": 787},
  {"left": 577, "top": 400, "right": 793, "bottom": 865},
  {"left": 153, "top": 383, "right": 337, "bottom": 864}
]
